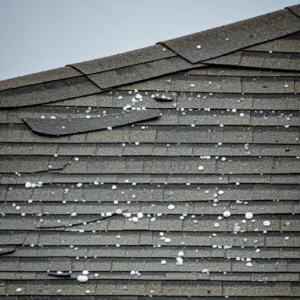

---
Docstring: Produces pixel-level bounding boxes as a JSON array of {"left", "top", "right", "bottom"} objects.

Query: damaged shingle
[
  {"left": 0, "top": 247, "right": 16, "bottom": 256},
  {"left": 23, "top": 109, "right": 161, "bottom": 136},
  {"left": 0, "top": 156, "right": 70, "bottom": 173}
]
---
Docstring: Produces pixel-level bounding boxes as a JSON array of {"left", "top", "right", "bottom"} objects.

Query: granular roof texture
[{"left": 0, "top": 4, "right": 300, "bottom": 299}]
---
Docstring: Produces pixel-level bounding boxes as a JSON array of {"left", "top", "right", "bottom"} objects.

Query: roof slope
[{"left": 0, "top": 4, "right": 300, "bottom": 299}]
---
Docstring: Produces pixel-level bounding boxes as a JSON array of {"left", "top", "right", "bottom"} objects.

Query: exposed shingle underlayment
[{"left": 0, "top": 4, "right": 300, "bottom": 299}]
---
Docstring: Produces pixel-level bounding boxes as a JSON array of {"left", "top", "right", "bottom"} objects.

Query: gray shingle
[
  {"left": 160, "top": 8, "right": 300, "bottom": 63},
  {"left": 47, "top": 92, "right": 113, "bottom": 107},
  {"left": 71, "top": 44, "right": 176, "bottom": 74},
  {"left": 174, "top": 75, "right": 242, "bottom": 93},
  {"left": 206, "top": 50, "right": 300, "bottom": 71},
  {"left": 119, "top": 75, "right": 174, "bottom": 91},
  {"left": 162, "top": 281, "right": 222, "bottom": 296},
  {"left": 89, "top": 57, "right": 202, "bottom": 89},
  {"left": 205, "top": 66, "right": 300, "bottom": 77},
  {"left": 177, "top": 93, "right": 253, "bottom": 110},
  {"left": 242, "top": 77, "right": 295, "bottom": 94},
  {"left": 0, "top": 156, "right": 70, "bottom": 173},
  {"left": 0, "top": 77, "right": 101, "bottom": 108},
  {"left": 0, "top": 66, "right": 80, "bottom": 92},
  {"left": 24, "top": 109, "right": 161, "bottom": 136},
  {"left": 246, "top": 33, "right": 300, "bottom": 53},
  {"left": 253, "top": 127, "right": 299, "bottom": 144}
]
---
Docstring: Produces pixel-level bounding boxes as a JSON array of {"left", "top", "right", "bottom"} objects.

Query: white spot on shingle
[
  {"left": 168, "top": 204, "right": 175, "bottom": 210},
  {"left": 25, "top": 182, "right": 31, "bottom": 188},
  {"left": 223, "top": 211, "right": 231, "bottom": 217},
  {"left": 263, "top": 220, "right": 271, "bottom": 227},
  {"left": 245, "top": 212, "right": 253, "bottom": 220},
  {"left": 137, "top": 212, "right": 144, "bottom": 219},
  {"left": 161, "top": 260, "right": 167, "bottom": 264},
  {"left": 77, "top": 275, "right": 88, "bottom": 282},
  {"left": 198, "top": 166, "right": 204, "bottom": 170},
  {"left": 176, "top": 257, "right": 183, "bottom": 265}
]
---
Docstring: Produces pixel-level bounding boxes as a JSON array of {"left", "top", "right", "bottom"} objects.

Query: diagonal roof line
[
  {"left": 158, "top": 5, "right": 300, "bottom": 64},
  {"left": 286, "top": 4, "right": 300, "bottom": 18},
  {"left": 66, "top": 64, "right": 103, "bottom": 91},
  {"left": 1, "top": 4, "right": 300, "bottom": 109}
]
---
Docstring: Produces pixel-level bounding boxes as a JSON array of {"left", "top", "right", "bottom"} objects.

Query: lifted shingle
[{"left": 23, "top": 109, "right": 161, "bottom": 136}]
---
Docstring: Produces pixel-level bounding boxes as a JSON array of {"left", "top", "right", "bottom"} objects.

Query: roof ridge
[{"left": 159, "top": 5, "right": 300, "bottom": 64}]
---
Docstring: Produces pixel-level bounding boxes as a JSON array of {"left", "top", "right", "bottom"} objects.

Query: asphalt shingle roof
[{"left": 0, "top": 4, "right": 300, "bottom": 299}]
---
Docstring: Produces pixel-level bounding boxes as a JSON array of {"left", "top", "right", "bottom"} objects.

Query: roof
[{"left": 0, "top": 4, "right": 300, "bottom": 299}]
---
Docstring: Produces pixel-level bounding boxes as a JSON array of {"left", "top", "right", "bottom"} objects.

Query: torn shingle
[
  {"left": 0, "top": 156, "right": 70, "bottom": 173},
  {"left": 23, "top": 109, "right": 161, "bottom": 136}
]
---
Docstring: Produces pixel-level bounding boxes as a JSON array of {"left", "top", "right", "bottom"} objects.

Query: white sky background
[{"left": 0, "top": 0, "right": 299, "bottom": 80}]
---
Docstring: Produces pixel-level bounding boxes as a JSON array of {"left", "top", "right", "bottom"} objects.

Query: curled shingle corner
[
  {"left": 23, "top": 109, "right": 161, "bottom": 136},
  {"left": 0, "top": 247, "right": 16, "bottom": 256}
]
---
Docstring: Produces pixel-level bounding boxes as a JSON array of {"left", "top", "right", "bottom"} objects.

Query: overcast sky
[{"left": 0, "top": 0, "right": 299, "bottom": 80}]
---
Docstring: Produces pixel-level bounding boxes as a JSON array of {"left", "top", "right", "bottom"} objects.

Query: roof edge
[{"left": 159, "top": 5, "right": 300, "bottom": 64}]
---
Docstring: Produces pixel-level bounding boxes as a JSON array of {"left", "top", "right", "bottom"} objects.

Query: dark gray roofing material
[
  {"left": 71, "top": 44, "right": 176, "bottom": 75},
  {"left": 23, "top": 109, "right": 161, "bottom": 136},
  {"left": 288, "top": 3, "right": 300, "bottom": 17},
  {"left": 204, "top": 50, "right": 300, "bottom": 71},
  {"left": 0, "top": 76, "right": 101, "bottom": 108},
  {"left": 160, "top": 6, "right": 300, "bottom": 63},
  {"left": 88, "top": 56, "right": 204, "bottom": 89},
  {"left": 0, "top": 66, "right": 81, "bottom": 92},
  {"left": 1, "top": 5, "right": 300, "bottom": 299}
]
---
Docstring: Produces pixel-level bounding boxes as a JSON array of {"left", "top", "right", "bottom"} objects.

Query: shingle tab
[
  {"left": 0, "top": 77, "right": 101, "bottom": 108},
  {"left": 88, "top": 57, "right": 203, "bottom": 89},
  {"left": 0, "top": 67, "right": 80, "bottom": 92},
  {"left": 0, "top": 156, "right": 70, "bottom": 173},
  {"left": 246, "top": 34, "right": 300, "bottom": 53},
  {"left": 71, "top": 44, "right": 176, "bottom": 74}
]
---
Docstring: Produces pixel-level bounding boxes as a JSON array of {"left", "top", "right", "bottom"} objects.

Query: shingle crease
[{"left": 37, "top": 209, "right": 127, "bottom": 229}]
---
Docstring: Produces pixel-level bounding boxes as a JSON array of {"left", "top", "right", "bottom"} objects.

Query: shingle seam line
[
  {"left": 66, "top": 64, "right": 103, "bottom": 91},
  {"left": 286, "top": 7, "right": 300, "bottom": 19}
]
